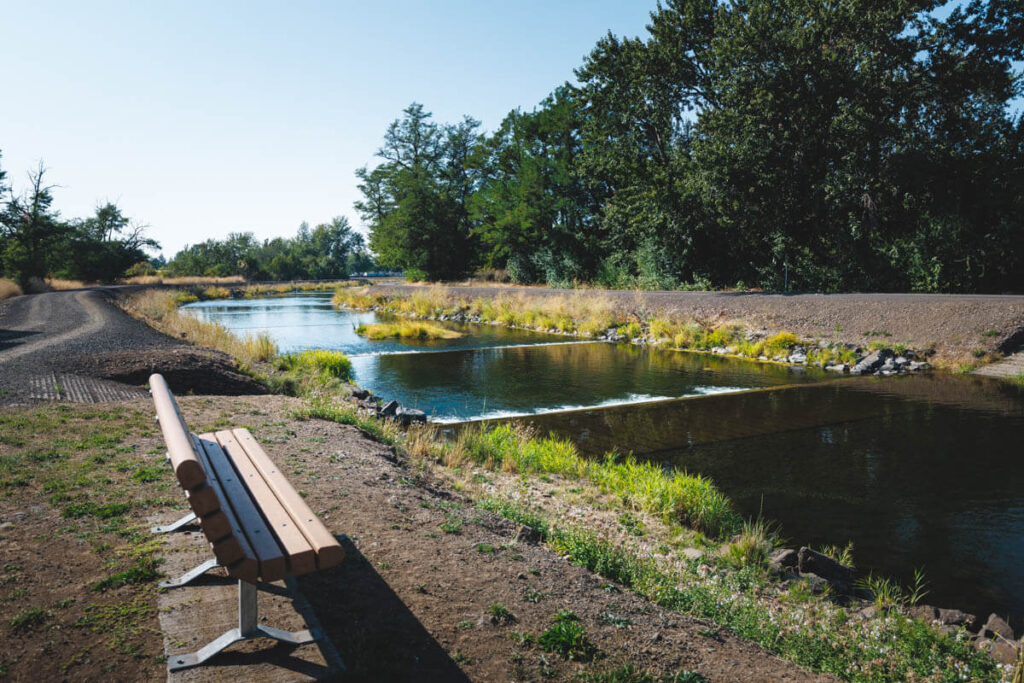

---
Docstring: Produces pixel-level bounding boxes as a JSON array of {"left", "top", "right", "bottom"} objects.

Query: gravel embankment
[{"left": 378, "top": 284, "right": 1024, "bottom": 355}]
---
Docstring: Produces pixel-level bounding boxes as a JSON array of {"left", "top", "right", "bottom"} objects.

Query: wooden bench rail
[{"left": 150, "top": 373, "right": 207, "bottom": 490}]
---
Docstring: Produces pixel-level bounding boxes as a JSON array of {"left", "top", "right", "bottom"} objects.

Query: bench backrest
[{"left": 150, "top": 373, "right": 343, "bottom": 583}]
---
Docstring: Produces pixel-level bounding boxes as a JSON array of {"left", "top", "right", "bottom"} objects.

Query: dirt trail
[{"left": 0, "top": 289, "right": 263, "bottom": 403}]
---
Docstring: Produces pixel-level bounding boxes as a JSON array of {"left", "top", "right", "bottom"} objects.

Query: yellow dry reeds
[
  {"left": 0, "top": 279, "right": 23, "bottom": 301},
  {"left": 119, "top": 289, "right": 277, "bottom": 365}
]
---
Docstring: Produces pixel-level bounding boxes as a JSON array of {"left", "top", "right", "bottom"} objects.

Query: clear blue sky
[{"left": 0, "top": 0, "right": 658, "bottom": 259}]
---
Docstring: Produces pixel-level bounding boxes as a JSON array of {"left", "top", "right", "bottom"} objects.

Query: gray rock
[
  {"left": 825, "top": 364, "right": 847, "bottom": 373},
  {"left": 937, "top": 608, "right": 977, "bottom": 630},
  {"left": 879, "top": 361, "right": 896, "bottom": 373},
  {"left": 769, "top": 548, "right": 799, "bottom": 569},
  {"left": 379, "top": 400, "right": 399, "bottom": 417},
  {"left": 798, "top": 546, "right": 857, "bottom": 591},
  {"left": 908, "top": 361, "right": 930, "bottom": 372},
  {"left": 351, "top": 388, "right": 370, "bottom": 400},
  {"left": 894, "top": 356, "right": 910, "bottom": 366},
  {"left": 788, "top": 352, "right": 807, "bottom": 364},
  {"left": 974, "top": 637, "right": 1019, "bottom": 665},
  {"left": 907, "top": 605, "right": 939, "bottom": 622},
  {"left": 978, "top": 613, "right": 1015, "bottom": 641},
  {"left": 680, "top": 548, "right": 704, "bottom": 562},
  {"left": 799, "top": 572, "right": 832, "bottom": 594},
  {"left": 395, "top": 407, "right": 427, "bottom": 426},
  {"left": 851, "top": 349, "right": 895, "bottom": 375}
]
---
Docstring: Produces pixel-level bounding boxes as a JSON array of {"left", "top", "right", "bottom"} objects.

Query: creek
[{"left": 184, "top": 293, "right": 1024, "bottom": 625}]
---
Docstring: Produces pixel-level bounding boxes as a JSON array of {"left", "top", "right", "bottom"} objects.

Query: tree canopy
[{"left": 357, "top": 0, "right": 1023, "bottom": 292}]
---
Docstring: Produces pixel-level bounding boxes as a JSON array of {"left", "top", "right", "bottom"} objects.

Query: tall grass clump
[
  {"left": 0, "top": 278, "right": 23, "bottom": 301},
  {"left": 278, "top": 349, "right": 352, "bottom": 380},
  {"left": 356, "top": 321, "right": 462, "bottom": 340},
  {"left": 765, "top": 331, "right": 800, "bottom": 355},
  {"left": 243, "top": 332, "right": 279, "bottom": 362},
  {"left": 436, "top": 425, "right": 739, "bottom": 537}
]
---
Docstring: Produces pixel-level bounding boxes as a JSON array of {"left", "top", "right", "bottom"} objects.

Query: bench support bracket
[
  {"left": 159, "top": 558, "right": 221, "bottom": 589},
  {"left": 168, "top": 580, "right": 317, "bottom": 672},
  {"left": 150, "top": 511, "right": 197, "bottom": 534}
]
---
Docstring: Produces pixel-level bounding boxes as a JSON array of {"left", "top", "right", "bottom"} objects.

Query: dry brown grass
[
  {"left": 45, "top": 278, "right": 91, "bottom": 290},
  {"left": 0, "top": 278, "right": 23, "bottom": 301},
  {"left": 119, "top": 289, "right": 277, "bottom": 365},
  {"left": 122, "top": 275, "right": 245, "bottom": 285}
]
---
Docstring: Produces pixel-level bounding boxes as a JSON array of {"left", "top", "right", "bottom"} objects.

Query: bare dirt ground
[
  {"left": 0, "top": 395, "right": 826, "bottom": 682},
  {"left": 378, "top": 284, "right": 1024, "bottom": 356}
]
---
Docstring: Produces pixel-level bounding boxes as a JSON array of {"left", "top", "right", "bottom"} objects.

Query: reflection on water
[
  {"left": 352, "top": 342, "right": 828, "bottom": 422},
  {"left": 182, "top": 293, "right": 562, "bottom": 355},
  {"left": 518, "top": 373, "right": 1024, "bottom": 624}
]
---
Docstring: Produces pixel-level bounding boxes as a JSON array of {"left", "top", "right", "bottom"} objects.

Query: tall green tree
[
  {"left": 356, "top": 103, "right": 479, "bottom": 280},
  {"left": 0, "top": 163, "right": 71, "bottom": 287}
]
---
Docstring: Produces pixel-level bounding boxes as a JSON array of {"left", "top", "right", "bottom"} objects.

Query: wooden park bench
[{"left": 149, "top": 373, "right": 344, "bottom": 672}]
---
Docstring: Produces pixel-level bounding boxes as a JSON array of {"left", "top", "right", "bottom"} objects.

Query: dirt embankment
[{"left": 378, "top": 284, "right": 1024, "bottom": 357}]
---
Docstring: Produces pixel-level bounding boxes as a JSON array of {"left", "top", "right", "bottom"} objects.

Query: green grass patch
[
  {"left": 294, "top": 398, "right": 399, "bottom": 446},
  {"left": 449, "top": 425, "right": 739, "bottom": 538}
]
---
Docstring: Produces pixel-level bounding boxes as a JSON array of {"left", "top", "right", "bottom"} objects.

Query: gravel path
[{"left": 0, "top": 288, "right": 263, "bottom": 404}]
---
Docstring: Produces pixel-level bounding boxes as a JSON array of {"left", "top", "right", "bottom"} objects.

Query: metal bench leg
[
  {"left": 168, "top": 580, "right": 318, "bottom": 672},
  {"left": 150, "top": 511, "right": 197, "bottom": 534},
  {"left": 159, "top": 558, "right": 221, "bottom": 589}
]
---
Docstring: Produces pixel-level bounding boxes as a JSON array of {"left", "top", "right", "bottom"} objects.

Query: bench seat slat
[
  {"left": 215, "top": 430, "right": 317, "bottom": 577},
  {"left": 231, "top": 428, "right": 345, "bottom": 572},
  {"left": 191, "top": 435, "right": 259, "bottom": 583},
  {"left": 197, "top": 434, "right": 286, "bottom": 582}
]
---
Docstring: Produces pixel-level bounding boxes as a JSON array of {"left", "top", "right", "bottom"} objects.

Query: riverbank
[{"left": 356, "top": 283, "right": 1024, "bottom": 373}]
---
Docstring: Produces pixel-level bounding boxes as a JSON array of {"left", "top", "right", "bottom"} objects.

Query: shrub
[
  {"left": 765, "top": 331, "right": 800, "bottom": 353},
  {"left": 405, "top": 268, "right": 429, "bottom": 282}
]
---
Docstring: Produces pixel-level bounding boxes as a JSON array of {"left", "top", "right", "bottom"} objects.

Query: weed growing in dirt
[
  {"left": 0, "top": 405, "right": 173, "bottom": 677},
  {"left": 577, "top": 666, "right": 707, "bottom": 682},
  {"left": 538, "top": 611, "right": 595, "bottom": 661},
  {"left": 487, "top": 603, "right": 515, "bottom": 624},
  {"left": 9, "top": 607, "right": 52, "bottom": 633}
]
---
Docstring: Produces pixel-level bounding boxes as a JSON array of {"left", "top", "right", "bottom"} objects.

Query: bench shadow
[{"left": 295, "top": 536, "right": 472, "bottom": 682}]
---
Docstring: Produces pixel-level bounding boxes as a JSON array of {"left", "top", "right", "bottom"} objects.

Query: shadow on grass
[{"left": 297, "top": 536, "right": 471, "bottom": 682}]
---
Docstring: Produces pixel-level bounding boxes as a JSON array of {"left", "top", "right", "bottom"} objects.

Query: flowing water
[{"left": 184, "top": 294, "right": 1024, "bottom": 624}]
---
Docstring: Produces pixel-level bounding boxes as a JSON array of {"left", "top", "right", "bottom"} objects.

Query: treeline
[
  {"left": 0, "top": 156, "right": 159, "bottom": 287},
  {"left": 358, "top": 0, "right": 1024, "bottom": 292},
  {"left": 164, "top": 219, "right": 374, "bottom": 281}
]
